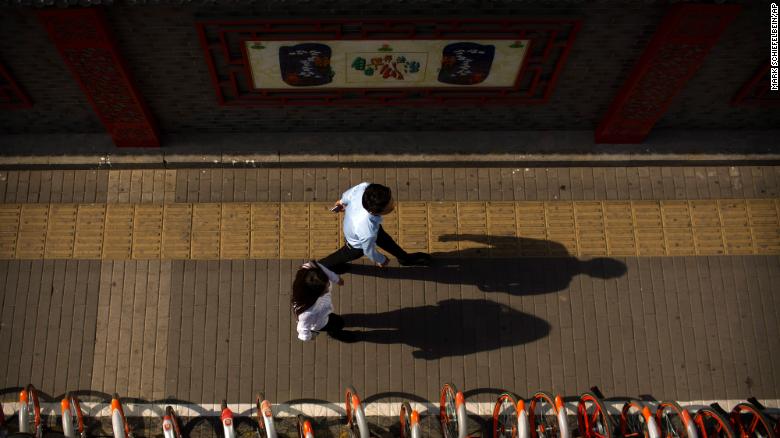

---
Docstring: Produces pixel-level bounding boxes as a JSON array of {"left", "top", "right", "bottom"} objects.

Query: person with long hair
[{"left": 292, "top": 260, "right": 346, "bottom": 341}]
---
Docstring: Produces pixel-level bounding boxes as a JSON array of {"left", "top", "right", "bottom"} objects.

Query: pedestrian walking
[
  {"left": 319, "top": 182, "right": 432, "bottom": 271},
  {"left": 292, "top": 260, "right": 347, "bottom": 341}
]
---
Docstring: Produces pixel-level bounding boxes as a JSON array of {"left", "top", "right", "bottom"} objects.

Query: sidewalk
[{"left": 0, "top": 165, "right": 778, "bottom": 408}]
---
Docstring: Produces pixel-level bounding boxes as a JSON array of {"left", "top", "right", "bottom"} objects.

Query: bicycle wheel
[
  {"left": 400, "top": 402, "right": 413, "bottom": 438},
  {"left": 256, "top": 393, "right": 277, "bottom": 438},
  {"left": 657, "top": 401, "right": 697, "bottom": 438},
  {"left": 297, "top": 416, "right": 314, "bottom": 438},
  {"left": 110, "top": 394, "right": 131, "bottom": 438},
  {"left": 577, "top": 392, "right": 614, "bottom": 438},
  {"left": 746, "top": 398, "right": 780, "bottom": 438},
  {"left": 493, "top": 393, "right": 518, "bottom": 438},
  {"left": 730, "top": 403, "right": 776, "bottom": 438},
  {"left": 440, "top": 383, "right": 465, "bottom": 438},
  {"left": 695, "top": 407, "right": 736, "bottom": 438},
  {"left": 622, "top": 401, "right": 650, "bottom": 438},
  {"left": 530, "top": 392, "right": 562, "bottom": 438}
]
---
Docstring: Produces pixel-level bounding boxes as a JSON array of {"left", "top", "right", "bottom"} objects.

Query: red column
[
  {"left": 38, "top": 8, "right": 160, "bottom": 147},
  {"left": 594, "top": 4, "right": 741, "bottom": 144}
]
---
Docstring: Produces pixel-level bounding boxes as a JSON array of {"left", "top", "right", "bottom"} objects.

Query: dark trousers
[{"left": 318, "top": 225, "right": 409, "bottom": 268}]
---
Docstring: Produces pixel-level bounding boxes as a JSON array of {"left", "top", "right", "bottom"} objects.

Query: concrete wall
[{"left": 0, "top": 1, "right": 776, "bottom": 135}]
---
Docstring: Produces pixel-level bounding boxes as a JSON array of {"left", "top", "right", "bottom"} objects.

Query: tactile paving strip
[{"left": 0, "top": 200, "right": 778, "bottom": 259}]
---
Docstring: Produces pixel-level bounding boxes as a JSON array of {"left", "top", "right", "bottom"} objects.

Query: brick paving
[{"left": 0, "top": 166, "right": 779, "bottom": 406}]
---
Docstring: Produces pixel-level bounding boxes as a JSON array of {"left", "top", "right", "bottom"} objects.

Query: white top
[
  {"left": 340, "top": 182, "right": 387, "bottom": 264},
  {"left": 296, "top": 261, "right": 342, "bottom": 341}
]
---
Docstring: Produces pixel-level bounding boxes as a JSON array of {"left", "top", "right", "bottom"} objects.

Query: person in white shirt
[
  {"left": 319, "top": 182, "right": 431, "bottom": 271},
  {"left": 292, "top": 260, "right": 347, "bottom": 341}
]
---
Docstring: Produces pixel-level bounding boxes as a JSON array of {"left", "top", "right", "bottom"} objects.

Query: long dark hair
[{"left": 291, "top": 261, "right": 329, "bottom": 316}]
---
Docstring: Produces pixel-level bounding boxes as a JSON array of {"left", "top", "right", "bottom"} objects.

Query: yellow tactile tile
[
  {"left": 0, "top": 199, "right": 778, "bottom": 260},
  {"left": 250, "top": 202, "right": 280, "bottom": 258},
  {"left": 0, "top": 204, "right": 20, "bottom": 258},
  {"left": 74, "top": 204, "right": 106, "bottom": 259},
  {"left": 191, "top": 203, "right": 220, "bottom": 259},
  {"left": 44, "top": 204, "right": 78, "bottom": 258},
  {"left": 220, "top": 203, "right": 251, "bottom": 259},
  {"left": 16, "top": 204, "right": 48, "bottom": 259},
  {"left": 102, "top": 204, "right": 134, "bottom": 259},
  {"left": 132, "top": 204, "right": 163, "bottom": 259},
  {"left": 161, "top": 203, "right": 192, "bottom": 259}
]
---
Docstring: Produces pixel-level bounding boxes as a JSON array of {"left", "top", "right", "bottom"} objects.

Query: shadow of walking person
[
  {"left": 337, "top": 299, "right": 550, "bottom": 360},
  {"left": 346, "top": 234, "right": 627, "bottom": 295}
]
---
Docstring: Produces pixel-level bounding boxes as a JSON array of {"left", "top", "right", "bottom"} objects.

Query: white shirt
[
  {"left": 340, "top": 182, "right": 387, "bottom": 264},
  {"left": 296, "top": 262, "right": 342, "bottom": 341}
]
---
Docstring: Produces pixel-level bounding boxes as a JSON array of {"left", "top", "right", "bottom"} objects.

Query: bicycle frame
[
  {"left": 256, "top": 394, "right": 277, "bottom": 438},
  {"left": 110, "top": 394, "right": 133, "bottom": 438},
  {"left": 61, "top": 393, "right": 86, "bottom": 438},
  {"left": 555, "top": 396, "right": 571, "bottom": 438},
  {"left": 297, "top": 415, "right": 314, "bottom": 438},
  {"left": 411, "top": 410, "right": 422, "bottom": 438},
  {"left": 221, "top": 401, "right": 236, "bottom": 438},
  {"left": 518, "top": 400, "right": 531, "bottom": 438},
  {"left": 19, "top": 385, "right": 42, "bottom": 438},
  {"left": 644, "top": 407, "right": 662, "bottom": 438},
  {"left": 345, "top": 386, "right": 370, "bottom": 438},
  {"left": 162, "top": 406, "right": 183, "bottom": 438}
]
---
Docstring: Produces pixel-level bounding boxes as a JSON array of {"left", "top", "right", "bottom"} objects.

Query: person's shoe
[{"left": 399, "top": 252, "right": 433, "bottom": 266}]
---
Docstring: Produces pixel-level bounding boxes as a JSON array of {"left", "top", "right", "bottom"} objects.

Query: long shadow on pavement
[
  {"left": 334, "top": 235, "right": 627, "bottom": 358},
  {"left": 340, "top": 298, "right": 550, "bottom": 360},
  {"left": 346, "top": 234, "right": 628, "bottom": 295}
]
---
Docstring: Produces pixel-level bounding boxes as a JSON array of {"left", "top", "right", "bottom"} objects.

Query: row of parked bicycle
[{"left": 1, "top": 384, "right": 778, "bottom": 438}]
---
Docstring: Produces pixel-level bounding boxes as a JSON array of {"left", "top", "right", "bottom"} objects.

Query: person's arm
[
  {"left": 297, "top": 315, "right": 318, "bottom": 342},
  {"left": 315, "top": 262, "right": 343, "bottom": 285},
  {"left": 358, "top": 236, "right": 388, "bottom": 266}
]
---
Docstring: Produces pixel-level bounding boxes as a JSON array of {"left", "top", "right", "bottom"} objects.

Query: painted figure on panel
[
  {"left": 278, "top": 43, "right": 334, "bottom": 86},
  {"left": 437, "top": 42, "right": 495, "bottom": 85}
]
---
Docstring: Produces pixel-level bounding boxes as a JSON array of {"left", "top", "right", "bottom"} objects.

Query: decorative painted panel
[
  {"left": 246, "top": 39, "right": 528, "bottom": 89},
  {"left": 197, "top": 19, "right": 580, "bottom": 106}
]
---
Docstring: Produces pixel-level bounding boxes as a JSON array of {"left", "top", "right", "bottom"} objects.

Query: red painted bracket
[
  {"left": 197, "top": 19, "right": 581, "bottom": 106},
  {"left": 595, "top": 4, "right": 742, "bottom": 144},
  {"left": 37, "top": 8, "right": 160, "bottom": 147},
  {"left": 0, "top": 62, "right": 32, "bottom": 109},
  {"left": 731, "top": 62, "right": 780, "bottom": 108}
]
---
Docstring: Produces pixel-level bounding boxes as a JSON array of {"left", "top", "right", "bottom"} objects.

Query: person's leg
[
  {"left": 375, "top": 225, "right": 410, "bottom": 259},
  {"left": 321, "top": 313, "right": 345, "bottom": 332},
  {"left": 322, "top": 313, "right": 357, "bottom": 343},
  {"left": 318, "top": 244, "right": 364, "bottom": 271},
  {"left": 376, "top": 226, "right": 432, "bottom": 265}
]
